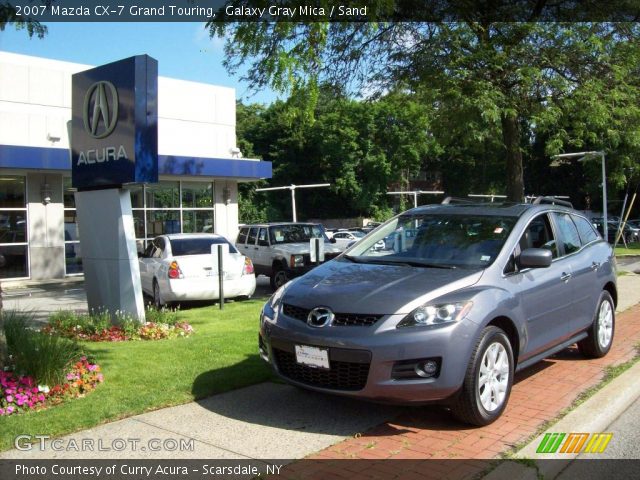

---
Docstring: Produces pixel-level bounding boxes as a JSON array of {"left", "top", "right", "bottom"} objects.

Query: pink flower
[
  {"left": 6, "top": 406, "right": 14, "bottom": 414},
  {"left": 0, "top": 408, "right": 4, "bottom": 415},
  {"left": 6, "top": 395, "right": 14, "bottom": 403}
]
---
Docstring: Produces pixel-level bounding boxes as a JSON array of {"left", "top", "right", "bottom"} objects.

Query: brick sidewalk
[{"left": 285, "top": 303, "right": 640, "bottom": 479}]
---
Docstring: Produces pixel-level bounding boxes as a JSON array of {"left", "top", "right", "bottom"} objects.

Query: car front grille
[
  {"left": 282, "top": 303, "right": 383, "bottom": 327},
  {"left": 272, "top": 348, "right": 370, "bottom": 391}
]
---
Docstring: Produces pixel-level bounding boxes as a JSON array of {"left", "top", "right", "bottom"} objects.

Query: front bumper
[{"left": 259, "top": 307, "right": 479, "bottom": 404}]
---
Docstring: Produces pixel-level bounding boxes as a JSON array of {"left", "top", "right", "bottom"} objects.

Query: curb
[{"left": 484, "top": 360, "right": 640, "bottom": 480}]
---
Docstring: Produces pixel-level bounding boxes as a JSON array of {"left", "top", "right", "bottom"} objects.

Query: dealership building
[{"left": 0, "top": 52, "right": 271, "bottom": 282}]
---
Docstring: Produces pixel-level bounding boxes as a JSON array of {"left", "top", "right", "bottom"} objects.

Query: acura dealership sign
[{"left": 71, "top": 55, "right": 158, "bottom": 189}]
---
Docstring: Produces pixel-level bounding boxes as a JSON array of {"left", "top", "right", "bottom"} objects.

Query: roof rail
[
  {"left": 441, "top": 196, "right": 474, "bottom": 205},
  {"left": 532, "top": 196, "right": 573, "bottom": 208}
]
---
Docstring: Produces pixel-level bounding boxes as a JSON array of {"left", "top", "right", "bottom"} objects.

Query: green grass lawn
[
  {"left": 0, "top": 298, "right": 272, "bottom": 452},
  {"left": 615, "top": 242, "right": 640, "bottom": 256}
]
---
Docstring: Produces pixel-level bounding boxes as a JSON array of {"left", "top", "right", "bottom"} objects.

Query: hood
[
  {"left": 274, "top": 242, "right": 342, "bottom": 255},
  {"left": 283, "top": 259, "right": 484, "bottom": 315}
]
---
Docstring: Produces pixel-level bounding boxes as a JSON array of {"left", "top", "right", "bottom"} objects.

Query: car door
[
  {"left": 254, "top": 227, "right": 271, "bottom": 275},
  {"left": 149, "top": 237, "right": 168, "bottom": 288},
  {"left": 505, "top": 213, "right": 573, "bottom": 359},
  {"left": 333, "top": 232, "right": 349, "bottom": 250},
  {"left": 236, "top": 227, "right": 249, "bottom": 254},
  {"left": 558, "top": 213, "right": 602, "bottom": 335},
  {"left": 138, "top": 241, "right": 157, "bottom": 294}
]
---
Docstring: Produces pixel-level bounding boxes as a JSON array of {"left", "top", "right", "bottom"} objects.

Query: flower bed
[
  {"left": 0, "top": 357, "right": 103, "bottom": 416},
  {"left": 43, "top": 308, "right": 194, "bottom": 342}
]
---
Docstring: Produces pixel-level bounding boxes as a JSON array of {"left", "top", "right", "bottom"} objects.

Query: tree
[
  {"left": 0, "top": 2, "right": 47, "bottom": 38},
  {"left": 210, "top": 4, "right": 640, "bottom": 202}
]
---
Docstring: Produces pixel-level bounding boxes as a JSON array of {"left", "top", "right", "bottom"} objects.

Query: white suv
[{"left": 236, "top": 223, "right": 342, "bottom": 289}]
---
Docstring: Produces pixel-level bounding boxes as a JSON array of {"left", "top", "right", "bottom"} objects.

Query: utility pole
[
  {"left": 255, "top": 184, "right": 331, "bottom": 222},
  {"left": 387, "top": 190, "right": 445, "bottom": 208}
]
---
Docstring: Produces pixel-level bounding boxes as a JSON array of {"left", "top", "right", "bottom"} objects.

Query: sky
[{"left": 0, "top": 22, "right": 280, "bottom": 104}]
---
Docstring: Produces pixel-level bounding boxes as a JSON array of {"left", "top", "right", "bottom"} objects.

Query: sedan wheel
[
  {"left": 451, "top": 326, "right": 514, "bottom": 426},
  {"left": 578, "top": 291, "right": 615, "bottom": 358},
  {"left": 153, "top": 281, "right": 164, "bottom": 308}
]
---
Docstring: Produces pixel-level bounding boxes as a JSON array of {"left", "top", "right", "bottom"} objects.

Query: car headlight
[
  {"left": 397, "top": 301, "right": 473, "bottom": 328},
  {"left": 290, "top": 254, "right": 304, "bottom": 268},
  {"left": 262, "top": 280, "right": 292, "bottom": 324}
]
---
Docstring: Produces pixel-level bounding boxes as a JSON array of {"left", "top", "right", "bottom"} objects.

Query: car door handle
[
  {"left": 591, "top": 262, "right": 600, "bottom": 271},
  {"left": 560, "top": 272, "right": 572, "bottom": 282},
  {"left": 254, "top": 247, "right": 259, "bottom": 250}
]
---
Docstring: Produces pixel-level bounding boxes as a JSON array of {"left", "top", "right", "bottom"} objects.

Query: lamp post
[
  {"left": 387, "top": 190, "right": 445, "bottom": 208},
  {"left": 255, "top": 183, "right": 331, "bottom": 222},
  {"left": 551, "top": 151, "right": 607, "bottom": 240}
]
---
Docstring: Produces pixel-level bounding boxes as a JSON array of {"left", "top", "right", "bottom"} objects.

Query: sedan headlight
[{"left": 397, "top": 301, "right": 473, "bottom": 328}]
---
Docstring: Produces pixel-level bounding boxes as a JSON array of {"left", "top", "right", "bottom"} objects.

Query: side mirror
[
  {"left": 518, "top": 248, "right": 552, "bottom": 269},
  {"left": 329, "top": 237, "right": 337, "bottom": 243}
]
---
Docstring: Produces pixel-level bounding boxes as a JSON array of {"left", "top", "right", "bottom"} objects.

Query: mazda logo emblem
[
  {"left": 83, "top": 81, "right": 119, "bottom": 139},
  {"left": 307, "top": 307, "right": 335, "bottom": 328}
]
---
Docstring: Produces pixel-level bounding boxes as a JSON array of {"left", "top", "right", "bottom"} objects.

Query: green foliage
[
  {"left": 0, "top": 3, "right": 47, "bottom": 38},
  {"left": 214, "top": 15, "right": 640, "bottom": 207},
  {"left": 144, "top": 306, "right": 179, "bottom": 327},
  {"left": 3, "top": 311, "right": 82, "bottom": 386}
]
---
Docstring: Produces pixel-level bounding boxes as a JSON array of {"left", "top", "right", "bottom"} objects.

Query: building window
[
  {"left": 0, "top": 175, "right": 29, "bottom": 279},
  {"left": 127, "top": 181, "right": 215, "bottom": 250},
  {"left": 63, "top": 178, "right": 82, "bottom": 275}
]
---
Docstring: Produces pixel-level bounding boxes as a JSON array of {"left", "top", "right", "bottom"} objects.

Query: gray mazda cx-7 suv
[{"left": 258, "top": 198, "right": 616, "bottom": 425}]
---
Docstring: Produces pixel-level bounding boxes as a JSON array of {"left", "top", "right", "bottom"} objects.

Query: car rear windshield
[
  {"left": 269, "top": 225, "right": 327, "bottom": 244},
  {"left": 345, "top": 213, "right": 517, "bottom": 269},
  {"left": 170, "top": 237, "right": 238, "bottom": 256}
]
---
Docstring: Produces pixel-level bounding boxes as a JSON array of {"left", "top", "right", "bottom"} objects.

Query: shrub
[
  {"left": 3, "top": 311, "right": 82, "bottom": 386},
  {"left": 0, "top": 315, "right": 7, "bottom": 370},
  {"left": 144, "top": 306, "right": 179, "bottom": 326}
]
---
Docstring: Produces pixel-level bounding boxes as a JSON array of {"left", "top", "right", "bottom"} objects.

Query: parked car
[
  {"left": 236, "top": 223, "right": 342, "bottom": 290},
  {"left": 332, "top": 230, "right": 366, "bottom": 250},
  {"left": 592, "top": 219, "right": 636, "bottom": 244},
  {"left": 138, "top": 234, "right": 255, "bottom": 307},
  {"left": 259, "top": 199, "right": 616, "bottom": 425}
]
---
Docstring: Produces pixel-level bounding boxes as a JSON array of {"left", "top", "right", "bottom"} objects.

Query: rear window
[
  {"left": 170, "top": 238, "right": 238, "bottom": 256},
  {"left": 237, "top": 228, "right": 249, "bottom": 244},
  {"left": 572, "top": 215, "right": 599, "bottom": 245}
]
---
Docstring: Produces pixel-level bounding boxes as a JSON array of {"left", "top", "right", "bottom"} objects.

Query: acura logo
[
  {"left": 307, "top": 307, "right": 334, "bottom": 328},
  {"left": 83, "top": 81, "right": 119, "bottom": 139}
]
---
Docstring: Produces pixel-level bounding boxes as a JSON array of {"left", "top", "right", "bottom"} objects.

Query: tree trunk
[{"left": 501, "top": 111, "right": 525, "bottom": 202}]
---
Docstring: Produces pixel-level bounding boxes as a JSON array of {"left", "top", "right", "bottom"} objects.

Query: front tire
[
  {"left": 578, "top": 291, "right": 615, "bottom": 358},
  {"left": 270, "top": 267, "right": 289, "bottom": 290},
  {"left": 451, "top": 326, "right": 514, "bottom": 426}
]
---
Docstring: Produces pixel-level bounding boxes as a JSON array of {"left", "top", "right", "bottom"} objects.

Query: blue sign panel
[{"left": 71, "top": 55, "right": 158, "bottom": 190}]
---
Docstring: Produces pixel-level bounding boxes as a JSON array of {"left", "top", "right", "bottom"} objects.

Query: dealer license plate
[{"left": 295, "top": 345, "right": 330, "bottom": 370}]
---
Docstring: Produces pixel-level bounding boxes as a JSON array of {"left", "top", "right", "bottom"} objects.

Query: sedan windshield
[
  {"left": 170, "top": 237, "right": 238, "bottom": 256},
  {"left": 269, "top": 225, "right": 327, "bottom": 244},
  {"left": 344, "top": 213, "right": 517, "bottom": 269}
]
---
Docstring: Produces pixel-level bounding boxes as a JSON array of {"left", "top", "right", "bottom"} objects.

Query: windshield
[
  {"left": 269, "top": 225, "right": 328, "bottom": 244},
  {"left": 170, "top": 237, "right": 238, "bottom": 256},
  {"left": 344, "top": 213, "right": 516, "bottom": 268}
]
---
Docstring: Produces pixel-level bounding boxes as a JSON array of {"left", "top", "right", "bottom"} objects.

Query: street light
[
  {"left": 551, "top": 151, "right": 607, "bottom": 240},
  {"left": 255, "top": 183, "right": 331, "bottom": 222},
  {"left": 386, "top": 190, "right": 445, "bottom": 208}
]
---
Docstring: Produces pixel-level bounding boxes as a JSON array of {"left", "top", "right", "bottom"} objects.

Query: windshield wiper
[{"left": 342, "top": 255, "right": 456, "bottom": 269}]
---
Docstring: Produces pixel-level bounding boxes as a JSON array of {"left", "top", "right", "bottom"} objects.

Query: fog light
[{"left": 415, "top": 360, "right": 438, "bottom": 378}]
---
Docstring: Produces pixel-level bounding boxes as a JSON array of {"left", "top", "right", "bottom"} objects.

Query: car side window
[
  {"left": 334, "top": 233, "right": 345, "bottom": 239},
  {"left": 237, "top": 228, "right": 248, "bottom": 245},
  {"left": 257, "top": 228, "right": 269, "bottom": 246},
  {"left": 572, "top": 215, "right": 599, "bottom": 246},
  {"left": 247, "top": 227, "right": 258, "bottom": 245},
  {"left": 505, "top": 214, "right": 557, "bottom": 274},
  {"left": 553, "top": 213, "right": 581, "bottom": 256},
  {"left": 152, "top": 238, "right": 165, "bottom": 259}
]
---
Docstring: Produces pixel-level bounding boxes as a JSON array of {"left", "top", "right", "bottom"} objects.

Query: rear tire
[
  {"left": 153, "top": 280, "right": 165, "bottom": 309},
  {"left": 451, "top": 326, "right": 514, "bottom": 426},
  {"left": 578, "top": 291, "right": 615, "bottom": 358}
]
